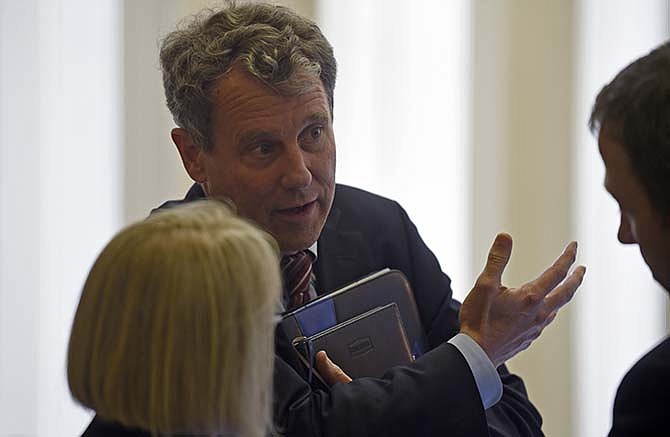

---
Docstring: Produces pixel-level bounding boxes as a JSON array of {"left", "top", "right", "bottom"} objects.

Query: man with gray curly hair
[{"left": 149, "top": 2, "right": 584, "bottom": 436}]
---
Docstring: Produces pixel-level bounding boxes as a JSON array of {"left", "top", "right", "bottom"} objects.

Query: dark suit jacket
[
  {"left": 81, "top": 417, "right": 240, "bottom": 436},
  {"left": 150, "top": 183, "right": 542, "bottom": 437},
  {"left": 81, "top": 417, "right": 149, "bottom": 436},
  {"left": 609, "top": 336, "right": 670, "bottom": 436}
]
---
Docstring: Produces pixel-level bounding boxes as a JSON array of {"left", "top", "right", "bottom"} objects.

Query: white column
[
  {"left": 317, "top": 0, "right": 473, "bottom": 299},
  {"left": 471, "top": 2, "right": 576, "bottom": 435},
  {"left": 0, "top": 0, "right": 42, "bottom": 431},
  {"left": 0, "top": 0, "right": 123, "bottom": 434},
  {"left": 573, "top": 1, "right": 669, "bottom": 436},
  {"left": 121, "top": 0, "right": 199, "bottom": 223}
]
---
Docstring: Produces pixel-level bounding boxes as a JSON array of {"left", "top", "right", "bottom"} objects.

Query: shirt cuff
[{"left": 448, "top": 333, "right": 503, "bottom": 409}]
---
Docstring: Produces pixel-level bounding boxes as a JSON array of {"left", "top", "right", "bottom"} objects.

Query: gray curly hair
[{"left": 159, "top": 1, "right": 337, "bottom": 151}]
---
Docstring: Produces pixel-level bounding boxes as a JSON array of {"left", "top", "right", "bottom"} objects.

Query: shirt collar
[
  {"left": 281, "top": 242, "right": 318, "bottom": 262},
  {"left": 307, "top": 242, "right": 318, "bottom": 261}
]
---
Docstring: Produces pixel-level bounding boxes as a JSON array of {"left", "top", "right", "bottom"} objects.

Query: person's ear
[{"left": 172, "top": 128, "right": 208, "bottom": 183}]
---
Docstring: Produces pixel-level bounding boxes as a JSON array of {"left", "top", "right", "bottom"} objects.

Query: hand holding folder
[{"left": 315, "top": 351, "right": 352, "bottom": 384}]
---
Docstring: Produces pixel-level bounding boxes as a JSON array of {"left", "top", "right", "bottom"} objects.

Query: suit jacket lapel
[{"left": 315, "top": 204, "right": 372, "bottom": 294}]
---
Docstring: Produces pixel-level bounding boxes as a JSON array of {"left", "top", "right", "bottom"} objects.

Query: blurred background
[{"left": 1, "top": 0, "right": 668, "bottom": 435}]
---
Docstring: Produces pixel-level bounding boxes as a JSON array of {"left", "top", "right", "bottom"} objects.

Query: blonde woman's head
[{"left": 67, "top": 200, "right": 281, "bottom": 437}]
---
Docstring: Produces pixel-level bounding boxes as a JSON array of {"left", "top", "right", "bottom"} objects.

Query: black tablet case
[
  {"left": 280, "top": 269, "right": 428, "bottom": 380},
  {"left": 291, "top": 303, "right": 413, "bottom": 379}
]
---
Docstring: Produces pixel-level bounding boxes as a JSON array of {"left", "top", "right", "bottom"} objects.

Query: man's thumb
[
  {"left": 481, "top": 233, "right": 513, "bottom": 284},
  {"left": 315, "top": 350, "right": 352, "bottom": 385}
]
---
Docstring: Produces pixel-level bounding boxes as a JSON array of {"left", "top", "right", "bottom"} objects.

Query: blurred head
[
  {"left": 590, "top": 41, "right": 670, "bottom": 291},
  {"left": 67, "top": 201, "right": 281, "bottom": 437},
  {"left": 160, "top": 2, "right": 337, "bottom": 253}
]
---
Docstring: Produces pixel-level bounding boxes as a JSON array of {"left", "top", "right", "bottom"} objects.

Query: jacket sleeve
[
  {"left": 273, "top": 330, "right": 489, "bottom": 437},
  {"left": 395, "top": 202, "right": 544, "bottom": 436}
]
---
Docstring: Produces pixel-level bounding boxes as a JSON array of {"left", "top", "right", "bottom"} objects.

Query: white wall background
[
  {"left": 573, "top": 1, "right": 670, "bottom": 436},
  {"left": 0, "top": 1, "right": 668, "bottom": 436},
  {"left": 0, "top": 0, "right": 122, "bottom": 435},
  {"left": 469, "top": 3, "right": 578, "bottom": 434},
  {"left": 319, "top": 0, "right": 473, "bottom": 300}
]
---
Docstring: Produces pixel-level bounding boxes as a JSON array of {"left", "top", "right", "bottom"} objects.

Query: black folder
[
  {"left": 291, "top": 303, "right": 413, "bottom": 379},
  {"left": 280, "top": 269, "right": 428, "bottom": 381}
]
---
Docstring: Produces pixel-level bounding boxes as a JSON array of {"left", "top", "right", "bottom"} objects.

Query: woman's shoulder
[{"left": 81, "top": 416, "right": 150, "bottom": 437}]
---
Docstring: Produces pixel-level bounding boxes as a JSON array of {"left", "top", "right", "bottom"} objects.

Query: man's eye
[
  {"left": 254, "top": 143, "right": 274, "bottom": 156},
  {"left": 310, "top": 126, "right": 323, "bottom": 140},
  {"left": 301, "top": 126, "right": 324, "bottom": 149}
]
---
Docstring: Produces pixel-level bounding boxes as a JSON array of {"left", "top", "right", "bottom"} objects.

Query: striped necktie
[{"left": 281, "top": 250, "right": 315, "bottom": 310}]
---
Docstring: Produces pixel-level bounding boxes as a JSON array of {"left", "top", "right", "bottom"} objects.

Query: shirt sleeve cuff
[{"left": 448, "top": 333, "right": 503, "bottom": 409}]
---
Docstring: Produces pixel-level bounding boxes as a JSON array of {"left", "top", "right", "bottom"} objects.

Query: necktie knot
[{"left": 281, "top": 250, "right": 315, "bottom": 310}]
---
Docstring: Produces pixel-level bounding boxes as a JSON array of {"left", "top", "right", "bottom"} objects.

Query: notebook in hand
[
  {"left": 280, "top": 268, "right": 428, "bottom": 362},
  {"left": 291, "top": 303, "right": 414, "bottom": 379}
]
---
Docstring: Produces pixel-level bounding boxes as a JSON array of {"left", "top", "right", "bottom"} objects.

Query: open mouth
[{"left": 279, "top": 200, "right": 317, "bottom": 216}]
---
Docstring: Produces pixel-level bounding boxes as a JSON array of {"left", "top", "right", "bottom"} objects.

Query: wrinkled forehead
[
  {"left": 210, "top": 66, "right": 330, "bottom": 120},
  {"left": 208, "top": 66, "right": 332, "bottom": 147},
  {"left": 213, "top": 62, "right": 325, "bottom": 102},
  {"left": 267, "top": 67, "right": 323, "bottom": 97}
]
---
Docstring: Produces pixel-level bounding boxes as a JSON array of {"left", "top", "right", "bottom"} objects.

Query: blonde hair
[{"left": 67, "top": 201, "right": 280, "bottom": 437}]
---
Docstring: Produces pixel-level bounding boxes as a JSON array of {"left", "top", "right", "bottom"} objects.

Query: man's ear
[{"left": 172, "top": 128, "right": 208, "bottom": 183}]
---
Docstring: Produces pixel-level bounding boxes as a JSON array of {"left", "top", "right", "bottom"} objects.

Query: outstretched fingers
[
  {"left": 543, "top": 265, "right": 586, "bottom": 312},
  {"left": 530, "top": 241, "right": 578, "bottom": 296}
]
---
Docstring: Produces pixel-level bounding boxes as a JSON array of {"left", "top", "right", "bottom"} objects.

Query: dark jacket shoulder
[
  {"left": 152, "top": 183, "right": 206, "bottom": 214},
  {"left": 332, "top": 184, "right": 402, "bottom": 212},
  {"left": 610, "top": 336, "right": 670, "bottom": 436},
  {"left": 327, "top": 184, "right": 411, "bottom": 234}
]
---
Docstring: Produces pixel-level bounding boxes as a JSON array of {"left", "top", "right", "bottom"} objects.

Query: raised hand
[{"left": 459, "top": 233, "right": 586, "bottom": 367}]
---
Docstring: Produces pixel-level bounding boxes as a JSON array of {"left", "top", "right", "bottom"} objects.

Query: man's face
[
  {"left": 599, "top": 128, "right": 670, "bottom": 290},
  {"left": 175, "top": 68, "right": 336, "bottom": 253}
]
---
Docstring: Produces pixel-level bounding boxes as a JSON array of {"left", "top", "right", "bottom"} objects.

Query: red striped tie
[{"left": 281, "top": 250, "right": 314, "bottom": 310}]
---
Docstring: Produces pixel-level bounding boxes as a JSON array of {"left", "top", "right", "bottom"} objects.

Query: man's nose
[
  {"left": 280, "top": 144, "right": 312, "bottom": 190},
  {"left": 617, "top": 212, "right": 636, "bottom": 244}
]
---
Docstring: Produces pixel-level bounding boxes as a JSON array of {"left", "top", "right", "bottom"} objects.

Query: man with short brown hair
[{"left": 590, "top": 41, "right": 670, "bottom": 436}]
